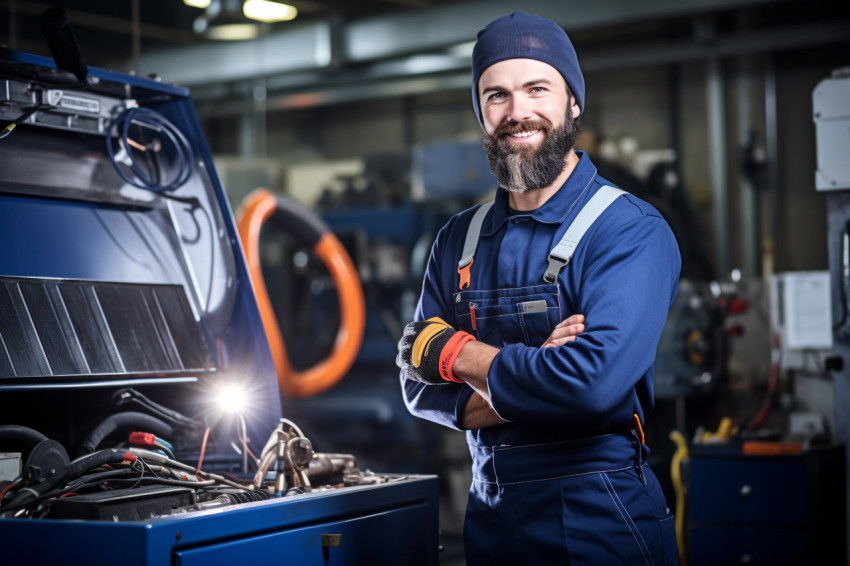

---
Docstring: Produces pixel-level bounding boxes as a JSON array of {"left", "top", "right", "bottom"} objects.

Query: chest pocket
[{"left": 453, "top": 284, "right": 561, "bottom": 347}]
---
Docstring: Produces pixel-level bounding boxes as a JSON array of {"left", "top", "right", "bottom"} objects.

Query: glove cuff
[{"left": 438, "top": 331, "right": 476, "bottom": 383}]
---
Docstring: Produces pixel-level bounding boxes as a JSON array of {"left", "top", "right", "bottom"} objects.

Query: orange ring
[{"left": 236, "top": 188, "right": 365, "bottom": 398}]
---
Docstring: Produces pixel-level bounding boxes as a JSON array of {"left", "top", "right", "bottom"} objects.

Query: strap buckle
[{"left": 542, "top": 255, "right": 568, "bottom": 284}]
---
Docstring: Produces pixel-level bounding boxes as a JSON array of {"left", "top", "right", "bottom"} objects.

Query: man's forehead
[{"left": 479, "top": 59, "right": 566, "bottom": 88}]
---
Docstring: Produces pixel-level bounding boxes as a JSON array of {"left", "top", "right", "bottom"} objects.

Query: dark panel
[
  {"left": 0, "top": 334, "right": 16, "bottom": 376},
  {"left": 0, "top": 280, "right": 51, "bottom": 376},
  {"left": 0, "top": 277, "right": 214, "bottom": 381},
  {"left": 18, "top": 281, "right": 85, "bottom": 376},
  {"left": 96, "top": 284, "right": 177, "bottom": 373},
  {"left": 153, "top": 285, "right": 213, "bottom": 371},
  {"left": 59, "top": 284, "right": 123, "bottom": 375}
]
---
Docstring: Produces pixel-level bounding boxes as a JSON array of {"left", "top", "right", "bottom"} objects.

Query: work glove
[{"left": 397, "top": 317, "right": 476, "bottom": 385}]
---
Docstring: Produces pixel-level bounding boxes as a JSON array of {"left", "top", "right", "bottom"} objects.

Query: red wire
[
  {"left": 747, "top": 331, "right": 781, "bottom": 430},
  {"left": 237, "top": 425, "right": 258, "bottom": 462},
  {"left": 0, "top": 480, "right": 21, "bottom": 504},
  {"left": 196, "top": 426, "right": 211, "bottom": 474}
]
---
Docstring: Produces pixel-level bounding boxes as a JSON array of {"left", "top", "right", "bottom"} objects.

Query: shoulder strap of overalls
[
  {"left": 457, "top": 201, "right": 494, "bottom": 290},
  {"left": 456, "top": 186, "right": 625, "bottom": 290},
  {"left": 543, "top": 185, "right": 625, "bottom": 283}
]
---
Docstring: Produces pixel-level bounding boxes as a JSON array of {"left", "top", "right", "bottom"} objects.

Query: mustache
[{"left": 494, "top": 119, "right": 552, "bottom": 138}]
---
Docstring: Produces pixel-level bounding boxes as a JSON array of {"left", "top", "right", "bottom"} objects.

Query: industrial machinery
[
  {"left": 817, "top": 65, "right": 850, "bottom": 563},
  {"left": 0, "top": 11, "right": 438, "bottom": 566}
]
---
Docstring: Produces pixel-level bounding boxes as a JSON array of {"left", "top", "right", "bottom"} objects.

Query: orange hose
[{"left": 236, "top": 188, "right": 365, "bottom": 398}]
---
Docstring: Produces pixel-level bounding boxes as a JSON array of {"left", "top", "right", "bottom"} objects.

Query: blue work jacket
[{"left": 401, "top": 151, "right": 681, "bottom": 450}]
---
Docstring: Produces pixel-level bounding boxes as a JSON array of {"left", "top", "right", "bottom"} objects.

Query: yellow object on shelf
[{"left": 669, "top": 430, "right": 689, "bottom": 566}]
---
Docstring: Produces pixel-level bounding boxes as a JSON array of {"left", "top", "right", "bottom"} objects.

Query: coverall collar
[{"left": 482, "top": 150, "right": 598, "bottom": 237}]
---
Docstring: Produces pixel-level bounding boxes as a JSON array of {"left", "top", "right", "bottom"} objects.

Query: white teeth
[{"left": 510, "top": 130, "right": 539, "bottom": 138}]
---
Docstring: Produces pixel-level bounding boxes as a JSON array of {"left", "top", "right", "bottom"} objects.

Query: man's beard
[{"left": 482, "top": 111, "right": 579, "bottom": 194}]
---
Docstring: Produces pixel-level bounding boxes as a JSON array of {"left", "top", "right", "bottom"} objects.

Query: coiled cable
[{"left": 107, "top": 106, "right": 194, "bottom": 192}]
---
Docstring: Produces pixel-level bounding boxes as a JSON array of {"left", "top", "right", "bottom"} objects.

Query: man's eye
[{"left": 487, "top": 92, "right": 504, "bottom": 101}]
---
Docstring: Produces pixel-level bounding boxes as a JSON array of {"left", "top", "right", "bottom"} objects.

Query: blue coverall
[{"left": 402, "top": 151, "right": 681, "bottom": 565}]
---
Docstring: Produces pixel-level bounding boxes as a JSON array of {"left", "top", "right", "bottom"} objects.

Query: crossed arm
[{"left": 456, "top": 314, "right": 585, "bottom": 429}]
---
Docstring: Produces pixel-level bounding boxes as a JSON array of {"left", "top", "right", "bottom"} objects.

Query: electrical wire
[
  {"left": 0, "top": 95, "right": 57, "bottom": 140},
  {"left": 0, "top": 481, "right": 22, "bottom": 504},
  {"left": 155, "top": 191, "right": 217, "bottom": 316},
  {"left": 106, "top": 106, "right": 194, "bottom": 192},
  {"left": 746, "top": 330, "right": 782, "bottom": 430},
  {"left": 152, "top": 441, "right": 176, "bottom": 460},
  {"left": 196, "top": 426, "right": 211, "bottom": 474}
]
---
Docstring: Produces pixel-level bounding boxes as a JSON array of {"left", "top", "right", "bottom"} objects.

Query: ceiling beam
[
  {"left": 114, "top": 0, "right": 798, "bottom": 87},
  {"left": 191, "top": 17, "right": 850, "bottom": 117}
]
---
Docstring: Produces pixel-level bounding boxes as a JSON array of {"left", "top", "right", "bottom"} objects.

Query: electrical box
[
  {"left": 769, "top": 271, "right": 833, "bottom": 371},
  {"left": 814, "top": 67, "right": 850, "bottom": 191}
]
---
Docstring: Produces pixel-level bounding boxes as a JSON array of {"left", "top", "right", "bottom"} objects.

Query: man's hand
[
  {"left": 461, "top": 392, "right": 507, "bottom": 429},
  {"left": 541, "top": 314, "right": 585, "bottom": 348},
  {"left": 397, "top": 317, "right": 476, "bottom": 384}
]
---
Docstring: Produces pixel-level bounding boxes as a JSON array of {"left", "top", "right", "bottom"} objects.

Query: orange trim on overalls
[{"left": 633, "top": 414, "right": 645, "bottom": 445}]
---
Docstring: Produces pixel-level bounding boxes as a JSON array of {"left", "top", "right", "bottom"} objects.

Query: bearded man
[{"left": 397, "top": 11, "right": 681, "bottom": 566}]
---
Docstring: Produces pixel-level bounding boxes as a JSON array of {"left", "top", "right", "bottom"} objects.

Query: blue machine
[{"left": 0, "top": 30, "right": 437, "bottom": 566}]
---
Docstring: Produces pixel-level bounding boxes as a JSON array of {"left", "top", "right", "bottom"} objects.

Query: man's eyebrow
[{"left": 481, "top": 77, "right": 555, "bottom": 95}]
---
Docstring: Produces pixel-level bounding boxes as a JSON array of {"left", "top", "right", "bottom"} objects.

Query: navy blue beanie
[{"left": 471, "top": 11, "right": 584, "bottom": 125}]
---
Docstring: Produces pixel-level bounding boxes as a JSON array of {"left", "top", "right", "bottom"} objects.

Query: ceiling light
[
  {"left": 183, "top": 0, "right": 212, "bottom": 8},
  {"left": 243, "top": 0, "right": 297, "bottom": 23},
  {"left": 206, "top": 22, "right": 261, "bottom": 41},
  {"left": 194, "top": 0, "right": 265, "bottom": 41}
]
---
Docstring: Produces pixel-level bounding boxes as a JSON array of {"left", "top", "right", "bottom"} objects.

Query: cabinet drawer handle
[
  {"left": 322, "top": 533, "right": 343, "bottom": 547},
  {"left": 739, "top": 484, "right": 752, "bottom": 498}
]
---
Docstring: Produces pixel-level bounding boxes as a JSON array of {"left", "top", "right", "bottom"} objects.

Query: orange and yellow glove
[{"left": 396, "top": 317, "right": 476, "bottom": 384}]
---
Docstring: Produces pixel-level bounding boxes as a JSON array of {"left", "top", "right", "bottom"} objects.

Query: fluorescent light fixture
[
  {"left": 184, "top": 0, "right": 212, "bottom": 8},
  {"left": 448, "top": 41, "right": 476, "bottom": 58},
  {"left": 243, "top": 0, "right": 297, "bottom": 23},
  {"left": 205, "top": 22, "right": 261, "bottom": 40}
]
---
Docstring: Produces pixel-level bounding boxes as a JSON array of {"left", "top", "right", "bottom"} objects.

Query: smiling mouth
[{"left": 506, "top": 129, "right": 541, "bottom": 141}]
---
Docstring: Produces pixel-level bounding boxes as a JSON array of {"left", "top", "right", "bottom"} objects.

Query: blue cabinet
[
  {"left": 1, "top": 476, "right": 440, "bottom": 566},
  {"left": 688, "top": 445, "right": 845, "bottom": 566}
]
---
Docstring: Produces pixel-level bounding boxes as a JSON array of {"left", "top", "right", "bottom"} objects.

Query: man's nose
[{"left": 506, "top": 95, "right": 533, "bottom": 122}]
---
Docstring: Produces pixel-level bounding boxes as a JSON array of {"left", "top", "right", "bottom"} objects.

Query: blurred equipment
[
  {"left": 237, "top": 188, "right": 366, "bottom": 398},
  {"left": 0, "top": 14, "right": 437, "bottom": 564},
  {"left": 683, "top": 65, "right": 850, "bottom": 566},
  {"left": 818, "top": 66, "right": 850, "bottom": 565}
]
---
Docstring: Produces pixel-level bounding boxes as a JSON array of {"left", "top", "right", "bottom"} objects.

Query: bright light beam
[{"left": 216, "top": 384, "right": 249, "bottom": 415}]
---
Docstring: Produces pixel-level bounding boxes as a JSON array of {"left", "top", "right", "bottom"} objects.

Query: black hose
[
  {"left": 67, "top": 448, "right": 132, "bottom": 478},
  {"left": 78, "top": 412, "right": 173, "bottom": 456},
  {"left": 0, "top": 425, "right": 49, "bottom": 451},
  {"left": 112, "top": 388, "right": 196, "bottom": 427},
  {"left": 1, "top": 448, "right": 130, "bottom": 515}
]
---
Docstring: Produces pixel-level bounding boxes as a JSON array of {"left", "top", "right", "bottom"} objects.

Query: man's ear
[{"left": 570, "top": 97, "right": 581, "bottom": 119}]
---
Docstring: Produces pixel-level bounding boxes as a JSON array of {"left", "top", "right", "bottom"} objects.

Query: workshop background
[{"left": 4, "top": 0, "right": 850, "bottom": 564}]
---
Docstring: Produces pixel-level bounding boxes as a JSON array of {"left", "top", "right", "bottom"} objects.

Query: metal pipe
[
  {"left": 707, "top": 56, "right": 731, "bottom": 278},
  {"left": 738, "top": 55, "right": 760, "bottom": 276},
  {"left": 764, "top": 55, "right": 779, "bottom": 274}
]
